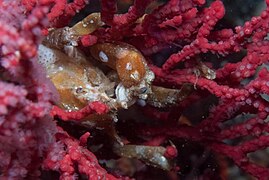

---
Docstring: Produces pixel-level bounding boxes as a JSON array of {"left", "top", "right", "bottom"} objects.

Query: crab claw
[{"left": 145, "top": 84, "right": 193, "bottom": 108}]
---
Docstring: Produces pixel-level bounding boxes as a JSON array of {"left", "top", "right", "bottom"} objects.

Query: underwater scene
[{"left": 0, "top": 0, "right": 269, "bottom": 179}]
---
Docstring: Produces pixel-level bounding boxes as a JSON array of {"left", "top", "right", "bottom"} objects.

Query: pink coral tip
[{"left": 164, "top": 146, "right": 178, "bottom": 158}]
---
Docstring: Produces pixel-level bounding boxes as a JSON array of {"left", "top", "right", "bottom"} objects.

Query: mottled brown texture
[{"left": 90, "top": 43, "right": 147, "bottom": 87}]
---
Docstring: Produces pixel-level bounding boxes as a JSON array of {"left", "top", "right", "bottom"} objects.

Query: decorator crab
[
  {"left": 38, "top": 12, "right": 214, "bottom": 170},
  {"left": 38, "top": 12, "right": 197, "bottom": 114}
]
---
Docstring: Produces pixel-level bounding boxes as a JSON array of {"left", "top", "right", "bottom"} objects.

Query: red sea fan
[
  {"left": 1, "top": 0, "right": 269, "bottom": 179},
  {"left": 0, "top": 0, "right": 115, "bottom": 179},
  {"left": 0, "top": 1, "right": 57, "bottom": 178}
]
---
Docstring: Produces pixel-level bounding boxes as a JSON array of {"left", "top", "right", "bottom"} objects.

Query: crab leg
[
  {"left": 113, "top": 144, "right": 174, "bottom": 171},
  {"left": 146, "top": 84, "right": 193, "bottom": 108},
  {"left": 71, "top": 13, "right": 104, "bottom": 36},
  {"left": 43, "top": 13, "right": 103, "bottom": 49},
  {"left": 89, "top": 42, "right": 154, "bottom": 88}
]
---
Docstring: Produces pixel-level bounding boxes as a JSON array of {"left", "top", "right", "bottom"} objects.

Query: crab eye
[
  {"left": 139, "top": 87, "right": 148, "bottom": 94},
  {"left": 75, "top": 87, "right": 84, "bottom": 94}
]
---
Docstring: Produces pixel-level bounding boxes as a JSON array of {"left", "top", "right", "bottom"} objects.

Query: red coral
[
  {"left": 0, "top": 0, "right": 115, "bottom": 179},
  {"left": 43, "top": 128, "right": 117, "bottom": 180},
  {"left": 0, "top": 1, "right": 56, "bottom": 178},
  {"left": 2, "top": 0, "right": 269, "bottom": 179},
  {"left": 22, "top": 0, "right": 87, "bottom": 27},
  {"left": 51, "top": 102, "right": 109, "bottom": 121}
]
